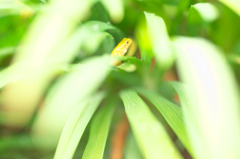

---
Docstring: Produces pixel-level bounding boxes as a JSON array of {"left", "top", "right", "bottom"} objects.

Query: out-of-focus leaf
[
  {"left": 0, "top": 135, "right": 33, "bottom": 152},
  {"left": 82, "top": 20, "right": 117, "bottom": 31},
  {"left": 114, "top": 56, "right": 142, "bottom": 68},
  {"left": 210, "top": 3, "right": 240, "bottom": 52},
  {"left": 20, "top": 0, "right": 46, "bottom": 6},
  {"left": 100, "top": 0, "right": 124, "bottom": 23},
  {"left": 90, "top": 2, "right": 110, "bottom": 22},
  {"left": 219, "top": 0, "right": 240, "bottom": 16},
  {"left": 135, "top": 87, "right": 193, "bottom": 155},
  {"left": 0, "top": 63, "right": 55, "bottom": 127},
  {"left": 110, "top": 70, "right": 142, "bottom": 87},
  {"left": 0, "top": 63, "right": 23, "bottom": 89},
  {"left": 120, "top": 89, "right": 183, "bottom": 159},
  {"left": 54, "top": 92, "right": 105, "bottom": 159},
  {"left": 0, "top": 1, "right": 35, "bottom": 17},
  {"left": 32, "top": 55, "right": 110, "bottom": 148},
  {"left": 188, "top": 3, "right": 220, "bottom": 24},
  {"left": 0, "top": 0, "right": 99, "bottom": 128},
  {"left": 163, "top": 4, "right": 178, "bottom": 19},
  {"left": 171, "top": 82, "right": 211, "bottom": 159},
  {"left": 51, "top": 21, "right": 116, "bottom": 63},
  {"left": 144, "top": 12, "right": 174, "bottom": 71},
  {"left": 124, "top": 132, "right": 143, "bottom": 159},
  {"left": 98, "top": 34, "right": 115, "bottom": 54},
  {"left": 135, "top": 19, "right": 153, "bottom": 64},
  {"left": 0, "top": 16, "right": 32, "bottom": 48},
  {"left": 0, "top": 22, "right": 115, "bottom": 129},
  {"left": 176, "top": 0, "right": 190, "bottom": 13},
  {"left": 173, "top": 37, "right": 240, "bottom": 159},
  {"left": 82, "top": 32, "right": 111, "bottom": 55},
  {"left": 0, "top": 47, "right": 15, "bottom": 57},
  {"left": 117, "top": 63, "right": 137, "bottom": 72},
  {"left": 14, "top": 0, "right": 97, "bottom": 64},
  {"left": 162, "top": 0, "right": 181, "bottom": 6},
  {"left": 82, "top": 99, "right": 115, "bottom": 159}
]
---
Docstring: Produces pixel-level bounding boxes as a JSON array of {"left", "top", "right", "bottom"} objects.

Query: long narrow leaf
[
  {"left": 54, "top": 92, "right": 106, "bottom": 159},
  {"left": 52, "top": 21, "right": 116, "bottom": 63},
  {"left": 171, "top": 82, "right": 206, "bottom": 159},
  {"left": 124, "top": 132, "right": 143, "bottom": 159},
  {"left": 120, "top": 89, "right": 183, "bottom": 159},
  {"left": 144, "top": 12, "right": 174, "bottom": 70},
  {"left": 32, "top": 55, "right": 110, "bottom": 148},
  {"left": 0, "top": 0, "right": 100, "bottom": 128},
  {"left": 173, "top": 37, "right": 240, "bottom": 159},
  {"left": 135, "top": 88, "right": 192, "bottom": 155},
  {"left": 82, "top": 99, "right": 115, "bottom": 159}
]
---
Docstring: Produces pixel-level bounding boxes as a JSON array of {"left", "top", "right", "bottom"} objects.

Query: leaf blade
[
  {"left": 82, "top": 99, "right": 115, "bottom": 159},
  {"left": 135, "top": 88, "right": 193, "bottom": 155},
  {"left": 54, "top": 92, "right": 106, "bottom": 159},
  {"left": 173, "top": 37, "right": 240, "bottom": 158},
  {"left": 120, "top": 89, "right": 183, "bottom": 159}
]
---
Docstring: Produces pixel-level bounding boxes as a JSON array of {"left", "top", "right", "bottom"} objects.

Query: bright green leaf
[
  {"left": 188, "top": 3, "right": 220, "bottom": 24},
  {"left": 173, "top": 37, "right": 240, "bottom": 159},
  {"left": 100, "top": 0, "right": 124, "bottom": 23},
  {"left": 0, "top": 46, "right": 15, "bottom": 57},
  {"left": 54, "top": 92, "right": 106, "bottom": 159},
  {"left": 117, "top": 63, "right": 137, "bottom": 72},
  {"left": 52, "top": 21, "right": 116, "bottom": 63},
  {"left": 124, "top": 132, "right": 143, "bottom": 159},
  {"left": 144, "top": 11, "right": 174, "bottom": 71},
  {"left": 219, "top": 0, "right": 240, "bottom": 16},
  {"left": 82, "top": 99, "right": 115, "bottom": 159},
  {"left": 135, "top": 19, "right": 153, "bottom": 64},
  {"left": 135, "top": 87, "right": 193, "bottom": 155},
  {"left": 32, "top": 55, "right": 110, "bottom": 148},
  {"left": 120, "top": 89, "right": 183, "bottom": 159}
]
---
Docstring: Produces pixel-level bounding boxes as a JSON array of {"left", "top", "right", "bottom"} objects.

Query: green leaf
[
  {"left": 0, "top": 64, "right": 21, "bottom": 89},
  {"left": 82, "top": 99, "right": 115, "bottom": 159},
  {"left": 170, "top": 82, "right": 211, "bottom": 159},
  {"left": 117, "top": 63, "right": 137, "bottom": 73},
  {"left": 176, "top": 0, "right": 190, "bottom": 13},
  {"left": 135, "top": 87, "right": 193, "bottom": 155},
  {"left": 54, "top": 92, "right": 106, "bottom": 159},
  {"left": 15, "top": 0, "right": 97, "bottom": 64},
  {"left": 100, "top": 0, "right": 124, "bottom": 23},
  {"left": 135, "top": 19, "right": 153, "bottom": 64},
  {"left": 0, "top": 0, "right": 105, "bottom": 129},
  {"left": 0, "top": 1, "right": 35, "bottom": 17},
  {"left": 110, "top": 70, "right": 142, "bottom": 87},
  {"left": 115, "top": 56, "right": 142, "bottom": 67},
  {"left": 120, "top": 89, "right": 183, "bottom": 159},
  {"left": 173, "top": 37, "right": 240, "bottom": 158},
  {"left": 90, "top": 2, "right": 110, "bottom": 22},
  {"left": 20, "top": 0, "right": 46, "bottom": 5},
  {"left": 124, "top": 132, "right": 143, "bottom": 159},
  {"left": 188, "top": 3, "right": 220, "bottom": 24},
  {"left": 52, "top": 21, "right": 116, "bottom": 63},
  {"left": 32, "top": 55, "right": 110, "bottom": 148},
  {"left": 0, "top": 46, "right": 15, "bottom": 57},
  {"left": 144, "top": 11, "right": 174, "bottom": 71},
  {"left": 219, "top": 0, "right": 240, "bottom": 16}
]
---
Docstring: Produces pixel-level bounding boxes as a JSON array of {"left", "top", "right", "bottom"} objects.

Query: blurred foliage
[{"left": 1, "top": 0, "right": 240, "bottom": 158}]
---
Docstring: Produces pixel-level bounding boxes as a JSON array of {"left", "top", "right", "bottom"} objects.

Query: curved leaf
[
  {"left": 82, "top": 99, "right": 115, "bottom": 159},
  {"left": 54, "top": 92, "right": 106, "bottom": 159},
  {"left": 135, "top": 88, "right": 193, "bottom": 155},
  {"left": 120, "top": 89, "right": 183, "bottom": 159}
]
